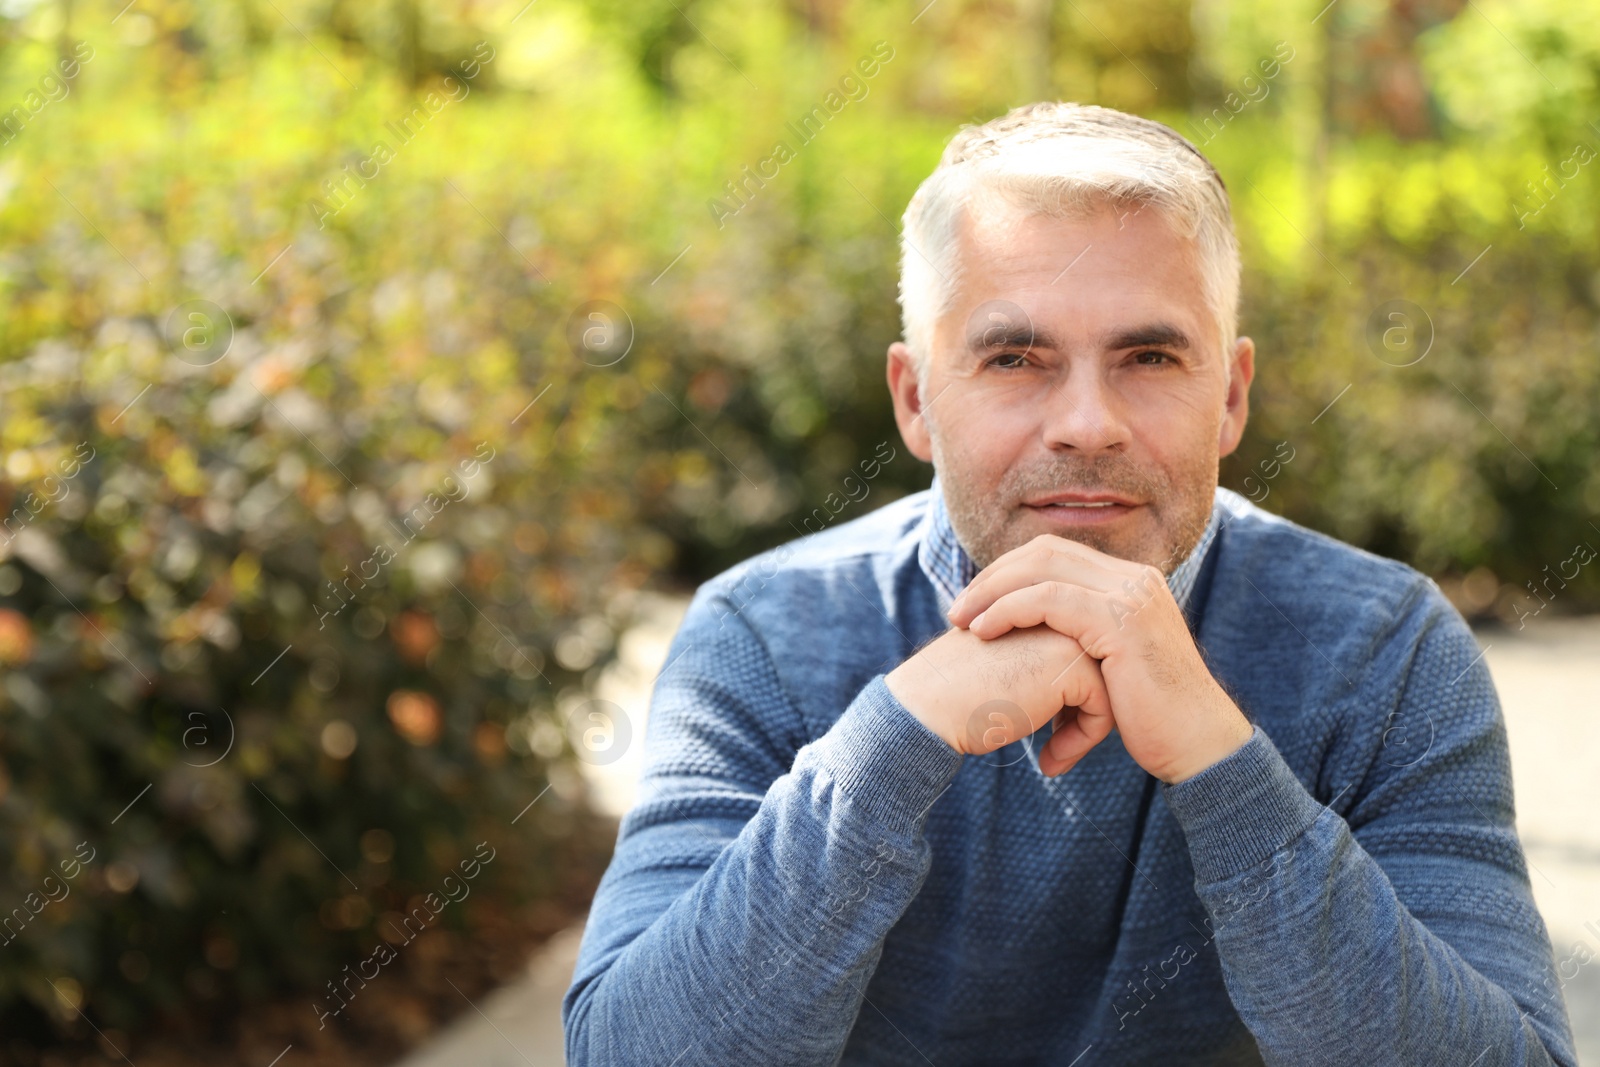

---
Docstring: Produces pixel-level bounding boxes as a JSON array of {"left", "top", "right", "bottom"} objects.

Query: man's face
[{"left": 887, "top": 196, "right": 1254, "bottom": 573}]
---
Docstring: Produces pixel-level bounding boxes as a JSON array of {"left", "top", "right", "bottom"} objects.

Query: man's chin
[{"left": 1013, "top": 503, "right": 1147, "bottom": 560}]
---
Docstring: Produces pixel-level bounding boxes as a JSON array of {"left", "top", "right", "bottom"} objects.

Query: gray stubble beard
[{"left": 929, "top": 418, "right": 1216, "bottom": 576}]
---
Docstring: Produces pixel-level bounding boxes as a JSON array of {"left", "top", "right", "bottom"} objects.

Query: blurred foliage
[{"left": 0, "top": 0, "right": 1598, "bottom": 1052}]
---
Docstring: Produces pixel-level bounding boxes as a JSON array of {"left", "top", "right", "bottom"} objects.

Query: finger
[
  {"left": 1039, "top": 701, "right": 1116, "bottom": 777},
  {"left": 950, "top": 539, "right": 1133, "bottom": 626},
  {"left": 955, "top": 541, "right": 1122, "bottom": 619},
  {"left": 968, "top": 581, "right": 1102, "bottom": 642},
  {"left": 1044, "top": 655, "right": 1114, "bottom": 775},
  {"left": 1060, "top": 649, "right": 1112, "bottom": 726},
  {"left": 1039, "top": 648, "right": 1113, "bottom": 776}
]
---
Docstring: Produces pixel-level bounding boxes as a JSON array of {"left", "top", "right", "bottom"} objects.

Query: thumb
[{"left": 1041, "top": 660, "right": 1114, "bottom": 776}]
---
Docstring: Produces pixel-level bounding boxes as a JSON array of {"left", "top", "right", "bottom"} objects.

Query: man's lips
[
  {"left": 1021, "top": 493, "right": 1143, "bottom": 525},
  {"left": 1022, "top": 491, "right": 1140, "bottom": 507}
]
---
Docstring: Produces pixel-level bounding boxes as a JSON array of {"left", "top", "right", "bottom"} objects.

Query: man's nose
[{"left": 1039, "top": 364, "right": 1132, "bottom": 453}]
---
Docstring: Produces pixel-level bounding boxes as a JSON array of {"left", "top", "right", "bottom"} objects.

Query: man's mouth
[
  {"left": 1021, "top": 493, "right": 1142, "bottom": 524},
  {"left": 1022, "top": 491, "right": 1141, "bottom": 507}
]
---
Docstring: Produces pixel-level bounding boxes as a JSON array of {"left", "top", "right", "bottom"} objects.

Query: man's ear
[
  {"left": 886, "top": 341, "right": 935, "bottom": 463},
  {"left": 1217, "top": 335, "right": 1255, "bottom": 458}
]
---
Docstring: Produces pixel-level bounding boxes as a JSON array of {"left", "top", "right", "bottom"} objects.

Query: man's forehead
[
  {"left": 938, "top": 202, "right": 1211, "bottom": 351},
  {"left": 954, "top": 193, "right": 1188, "bottom": 263}
]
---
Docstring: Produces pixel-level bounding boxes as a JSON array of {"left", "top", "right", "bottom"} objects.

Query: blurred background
[{"left": 0, "top": 0, "right": 1597, "bottom": 1063}]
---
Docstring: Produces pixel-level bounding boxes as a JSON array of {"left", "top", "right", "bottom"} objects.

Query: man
[{"left": 562, "top": 103, "right": 1576, "bottom": 1065}]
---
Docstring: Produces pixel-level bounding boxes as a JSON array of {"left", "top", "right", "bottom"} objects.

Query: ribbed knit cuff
[
  {"left": 1161, "top": 724, "right": 1325, "bottom": 885},
  {"left": 805, "top": 673, "right": 965, "bottom": 838}
]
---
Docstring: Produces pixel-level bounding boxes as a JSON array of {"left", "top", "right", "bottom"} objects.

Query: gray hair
[{"left": 897, "top": 102, "right": 1241, "bottom": 388}]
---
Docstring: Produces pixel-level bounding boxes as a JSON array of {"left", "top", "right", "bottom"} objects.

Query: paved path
[
  {"left": 391, "top": 925, "right": 582, "bottom": 1067},
  {"left": 1487, "top": 617, "right": 1600, "bottom": 1059},
  {"left": 394, "top": 608, "right": 1600, "bottom": 1066}
]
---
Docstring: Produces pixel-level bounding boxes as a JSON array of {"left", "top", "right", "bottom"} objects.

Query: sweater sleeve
[
  {"left": 1160, "top": 580, "right": 1577, "bottom": 1067},
  {"left": 561, "top": 583, "right": 965, "bottom": 1066}
]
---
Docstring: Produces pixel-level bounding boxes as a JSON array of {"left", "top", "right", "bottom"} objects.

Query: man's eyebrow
[
  {"left": 965, "top": 322, "right": 1063, "bottom": 353},
  {"left": 964, "top": 321, "right": 1194, "bottom": 355},
  {"left": 1098, "top": 323, "right": 1192, "bottom": 351}
]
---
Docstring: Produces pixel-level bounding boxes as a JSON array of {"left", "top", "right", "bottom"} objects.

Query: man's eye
[
  {"left": 985, "top": 352, "right": 1030, "bottom": 370},
  {"left": 1132, "top": 350, "right": 1174, "bottom": 365}
]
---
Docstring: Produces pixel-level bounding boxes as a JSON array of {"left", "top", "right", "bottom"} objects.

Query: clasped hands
[{"left": 885, "top": 534, "right": 1253, "bottom": 785}]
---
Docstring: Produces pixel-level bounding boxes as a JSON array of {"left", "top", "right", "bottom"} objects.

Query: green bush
[{"left": 0, "top": 295, "right": 636, "bottom": 1042}]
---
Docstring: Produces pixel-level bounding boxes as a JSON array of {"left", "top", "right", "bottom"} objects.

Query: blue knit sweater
[{"left": 563, "top": 481, "right": 1576, "bottom": 1066}]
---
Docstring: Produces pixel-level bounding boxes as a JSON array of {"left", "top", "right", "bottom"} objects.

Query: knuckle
[{"left": 1048, "top": 624, "right": 1085, "bottom": 652}]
